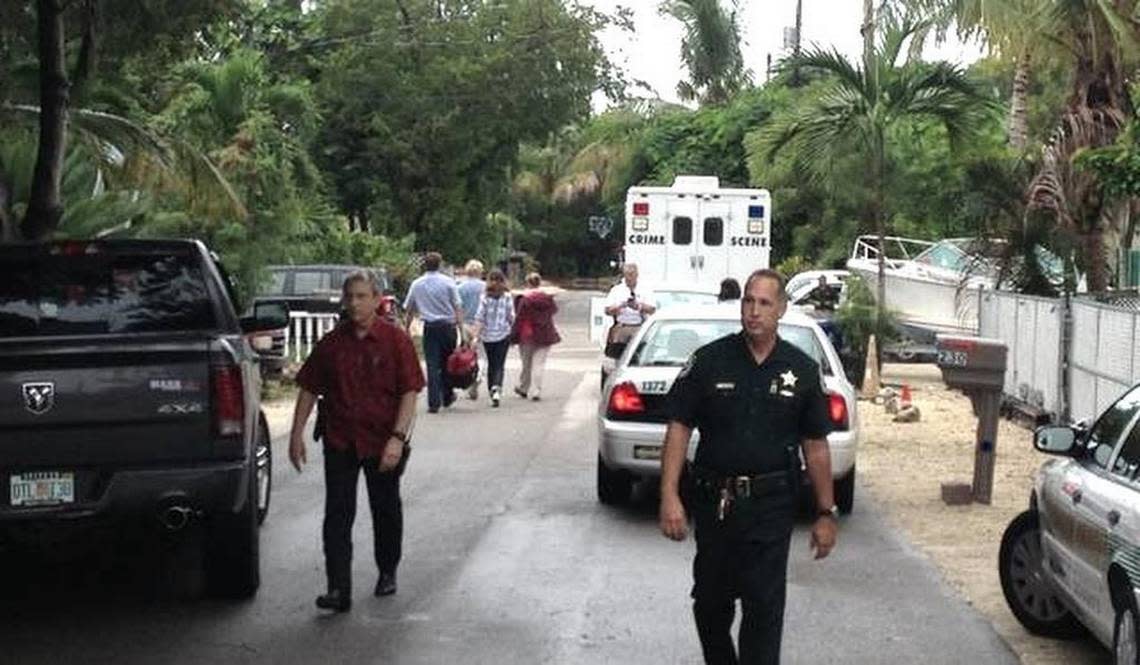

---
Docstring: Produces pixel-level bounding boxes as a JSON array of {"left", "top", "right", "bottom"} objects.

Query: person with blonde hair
[
  {"left": 457, "top": 259, "right": 487, "bottom": 399},
  {"left": 512, "top": 272, "right": 560, "bottom": 401},
  {"left": 471, "top": 269, "right": 514, "bottom": 407}
]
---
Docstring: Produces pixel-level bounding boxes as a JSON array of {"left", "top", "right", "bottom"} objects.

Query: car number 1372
[{"left": 937, "top": 349, "right": 968, "bottom": 367}]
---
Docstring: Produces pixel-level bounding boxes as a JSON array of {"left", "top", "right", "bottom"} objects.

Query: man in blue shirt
[
  {"left": 404, "top": 252, "right": 463, "bottom": 413},
  {"left": 457, "top": 260, "right": 486, "bottom": 400}
]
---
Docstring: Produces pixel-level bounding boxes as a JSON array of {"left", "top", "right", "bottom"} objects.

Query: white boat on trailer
[{"left": 845, "top": 235, "right": 996, "bottom": 340}]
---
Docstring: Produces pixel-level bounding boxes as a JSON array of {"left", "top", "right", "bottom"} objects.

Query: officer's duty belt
[{"left": 691, "top": 467, "right": 789, "bottom": 499}]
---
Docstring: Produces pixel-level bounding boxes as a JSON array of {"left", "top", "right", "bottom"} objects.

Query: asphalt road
[{"left": 0, "top": 290, "right": 1026, "bottom": 664}]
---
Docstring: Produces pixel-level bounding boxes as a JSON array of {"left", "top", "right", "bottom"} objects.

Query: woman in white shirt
[{"left": 472, "top": 269, "right": 515, "bottom": 407}]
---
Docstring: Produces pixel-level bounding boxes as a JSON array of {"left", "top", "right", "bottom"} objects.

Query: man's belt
[{"left": 690, "top": 467, "right": 789, "bottom": 499}]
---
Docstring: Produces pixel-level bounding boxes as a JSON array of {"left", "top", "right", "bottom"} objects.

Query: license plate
[
  {"left": 634, "top": 445, "right": 661, "bottom": 461},
  {"left": 10, "top": 471, "right": 75, "bottom": 507}
]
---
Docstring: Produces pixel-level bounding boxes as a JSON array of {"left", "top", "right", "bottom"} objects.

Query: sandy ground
[{"left": 860, "top": 364, "right": 1109, "bottom": 665}]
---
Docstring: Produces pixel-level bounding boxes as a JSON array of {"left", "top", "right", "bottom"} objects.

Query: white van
[
  {"left": 623, "top": 175, "right": 771, "bottom": 289},
  {"left": 589, "top": 175, "right": 772, "bottom": 347}
]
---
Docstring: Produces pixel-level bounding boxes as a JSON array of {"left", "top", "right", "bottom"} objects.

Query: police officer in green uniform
[{"left": 659, "top": 268, "right": 839, "bottom": 665}]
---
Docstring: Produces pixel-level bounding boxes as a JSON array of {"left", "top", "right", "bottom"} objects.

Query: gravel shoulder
[{"left": 860, "top": 364, "right": 1109, "bottom": 665}]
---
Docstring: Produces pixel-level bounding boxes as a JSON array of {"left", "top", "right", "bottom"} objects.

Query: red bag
[{"left": 446, "top": 344, "right": 479, "bottom": 388}]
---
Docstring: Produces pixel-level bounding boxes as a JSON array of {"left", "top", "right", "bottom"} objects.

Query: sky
[{"left": 586, "top": 0, "right": 985, "bottom": 111}]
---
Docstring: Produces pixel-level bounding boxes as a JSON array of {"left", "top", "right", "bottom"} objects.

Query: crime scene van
[{"left": 589, "top": 175, "right": 772, "bottom": 345}]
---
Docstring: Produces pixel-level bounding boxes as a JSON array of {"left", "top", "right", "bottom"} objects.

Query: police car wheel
[
  {"left": 835, "top": 466, "right": 855, "bottom": 515},
  {"left": 998, "top": 510, "right": 1083, "bottom": 638},
  {"left": 597, "top": 454, "right": 632, "bottom": 505},
  {"left": 1115, "top": 599, "right": 1140, "bottom": 665}
]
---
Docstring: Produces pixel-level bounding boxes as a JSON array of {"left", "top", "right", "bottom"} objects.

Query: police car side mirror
[{"left": 1033, "top": 426, "right": 1077, "bottom": 456}]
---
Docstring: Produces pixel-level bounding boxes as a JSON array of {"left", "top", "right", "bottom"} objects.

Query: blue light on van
[{"left": 748, "top": 205, "right": 765, "bottom": 218}]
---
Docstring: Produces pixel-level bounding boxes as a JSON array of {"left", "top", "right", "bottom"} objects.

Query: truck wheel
[
  {"left": 998, "top": 510, "right": 1083, "bottom": 638},
  {"left": 835, "top": 466, "right": 855, "bottom": 515},
  {"left": 597, "top": 454, "right": 632, "bottom": 506},
  {"left": 205, "top": 462, "right": 261, "bottom": 599},
  {"left": 256, "top": 416, "right": 272, "bottom": 526}
]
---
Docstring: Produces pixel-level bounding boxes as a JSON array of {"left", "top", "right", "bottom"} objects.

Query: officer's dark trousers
[
  {"left": 422, "top": 321, "right": 457, "bottom": 410},
  {"left": 691, "top": 493, "right": 795, "bottom": 665},
  {"left": 322, "top": 444, "right": 408, "bottom": 596}
]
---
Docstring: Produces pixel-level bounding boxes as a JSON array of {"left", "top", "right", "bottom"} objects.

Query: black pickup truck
[{"left": 0, "top": 239, "right": 282, "bottom": 598}]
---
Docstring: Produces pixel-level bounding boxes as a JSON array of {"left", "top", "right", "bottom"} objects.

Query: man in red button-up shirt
[{"left": 289, "top": 270, "right": 425, "bottom": 612}]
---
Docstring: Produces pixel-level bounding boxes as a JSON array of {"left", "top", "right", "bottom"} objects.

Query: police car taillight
[
  {"left": 212, "top": 365, "right": 245, "bottom": 437},
  {"left": 827, "top": 393, "right": 848, "bottom": 431},
  {"left": 607, "top": 382, "right": 645, "bottom": 416}
]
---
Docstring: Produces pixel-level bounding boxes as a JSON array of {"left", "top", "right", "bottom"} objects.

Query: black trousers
[
  {"left": 422, "top": 321, "right": 457, "bottom": 410},
  {"left": 322, "top": 444, "right": 409, "bottom": 596},
  {"left": 691, "top": 490, "right": 795, "bottom": 665},
  {"left": 482, "top": 338, "right": 509, "bottom": 391}
]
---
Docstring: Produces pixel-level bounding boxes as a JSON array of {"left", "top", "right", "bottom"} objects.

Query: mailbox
[
  {"left": 935, "top": 334, "right": 1009, "bottom": 505},
  {"left": 936, "top": 335, "right": 1007, "bottom": 390}
]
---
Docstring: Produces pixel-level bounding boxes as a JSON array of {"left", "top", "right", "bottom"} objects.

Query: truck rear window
[{"left": 0, "top": 252, "right": 217, "bottom": 337}]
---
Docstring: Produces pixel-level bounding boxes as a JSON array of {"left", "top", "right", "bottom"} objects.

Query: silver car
[
  {"left": 1000, "top": 382, "right": 1140, "bottom": 663},
  {"left": 596, "top": 304, "right": 859, "bottom": 511}
]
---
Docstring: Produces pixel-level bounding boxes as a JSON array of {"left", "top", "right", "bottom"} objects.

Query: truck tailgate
[{"left": 0, "top": 337, "right": 213, "bottom": 468}]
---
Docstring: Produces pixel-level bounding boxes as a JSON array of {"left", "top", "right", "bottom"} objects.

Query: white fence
[
  {"left": 978, "top": 291, "right": 1066, "bottom": 419},
  {"left": 285, "top": 312, "right": 339, "bottom": 362},
  {"left": 1068, "top": 299, "right": 1140, "bottom": 424}
]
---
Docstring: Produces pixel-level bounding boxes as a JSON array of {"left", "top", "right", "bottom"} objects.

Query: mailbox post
[{"left": 935, "top": 334, "right": 1008, "bottom": 505}]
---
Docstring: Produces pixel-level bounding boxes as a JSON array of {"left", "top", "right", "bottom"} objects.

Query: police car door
[
  {"left": 665, "top": 196, "right": 700, "bottom": 283},
  {"left": 696, "top": 197, "right": 730, "bottom": 285}
]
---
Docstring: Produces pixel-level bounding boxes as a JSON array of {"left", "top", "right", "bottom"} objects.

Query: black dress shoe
[
  {"left": 442, "top": 391, "right": 456, "bottom": 407},
  {"left": 374, "top": 572, "right": 397, "bottom": 597},
  {"left": 315, "top": 589, "right": 352, "bottom": 612}
]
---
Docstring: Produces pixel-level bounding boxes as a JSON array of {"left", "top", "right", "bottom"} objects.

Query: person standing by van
[
  {"left": 471, "top": 269, "right": 514, "bottom": 407},
  {"left": 604, "top": 263, "right": 656, "bottom": 356}
]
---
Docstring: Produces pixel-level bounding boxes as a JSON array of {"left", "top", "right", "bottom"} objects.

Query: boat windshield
[{"left": 914, "top": 241, "right": 970, "bottom": 272}]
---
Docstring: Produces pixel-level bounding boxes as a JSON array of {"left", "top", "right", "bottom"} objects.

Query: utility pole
[{"left": 791, "top": 0, "right": 803, "bottom": 85}]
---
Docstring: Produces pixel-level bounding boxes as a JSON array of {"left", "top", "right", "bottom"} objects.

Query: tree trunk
[
  {"left": 0, "top": 166, "right": 15, "bottom": 243},
  {"left": 861, "top": 0, "right": 875, "bottom": 73},
  {"left": 1008, "top": 49, "right": 1031, "bottom": 151},
  {"left": 1084, "top": 228, "right": 1107, "bottom": 292},
  {"left": 22, "top": 0, "right": 69, "bottom": 242}
]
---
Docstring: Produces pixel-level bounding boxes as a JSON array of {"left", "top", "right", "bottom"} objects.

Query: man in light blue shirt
[
  {"left": 404, "top": 252, "right": 463, "bottom": 412},
  {"left": 457, "top": 259, "right": 486, "bottom": 400}
]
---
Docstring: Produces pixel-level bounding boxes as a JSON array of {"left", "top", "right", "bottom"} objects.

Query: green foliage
[
  {"left": 659, "top": 0, "right": 749, "bottom": 105},
  {"left": 774, "top": 255, "right": 811, "bottom": 278}
]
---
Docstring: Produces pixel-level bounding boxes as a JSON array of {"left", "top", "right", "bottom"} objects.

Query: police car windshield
[
  {"left": 655, "top": 290, "right": 719, "bottom": 309},
  {"left": 630, "top": 320, "right": 830, "bottom": 374}
]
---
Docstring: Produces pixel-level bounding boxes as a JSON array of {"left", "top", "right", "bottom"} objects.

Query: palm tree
[
  {"left": 904, "top": 0, "right": 1051, "bottom": 150},
  {"left": 0, "top": 104, "right": 245, "bottom": 243},
  {"left": 761, "top": 18, "right": 996, "bottom": 326},
  {"left": 659, "top": 0, "right": 750, "bottom": 105}
]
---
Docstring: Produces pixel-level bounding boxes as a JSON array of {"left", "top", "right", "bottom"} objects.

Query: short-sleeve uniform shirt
[
  {"left": 296, "top": 319, "right": 426, "bottom": 458},
  {"left": 665, "top": 332, "right": 832, "bottom": 475}
]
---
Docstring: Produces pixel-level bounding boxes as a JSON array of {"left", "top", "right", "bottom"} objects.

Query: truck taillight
[
  {"left": 212, "top": 365, "right": 245, "bottom": 437},
  {"left": 632, "top": 202, "right": 650, "bottom": 216},
  {"left": 607, "top": 381, "right": 645, "bottom": 417},
  {"left": 828, "top": 392, "right": 848, "bottom": 431}
]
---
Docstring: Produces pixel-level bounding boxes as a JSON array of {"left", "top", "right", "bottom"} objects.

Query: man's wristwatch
[
  {"left": 390, "top": 430, "right": 409, "bottom": 445},
  {"left": 817, "top": 505, "right": 839, "bottom": 520}
]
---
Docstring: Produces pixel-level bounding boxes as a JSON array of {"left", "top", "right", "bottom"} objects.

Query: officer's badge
[{"left": 780, "top": 370, "right": 798, "bottom": 388}]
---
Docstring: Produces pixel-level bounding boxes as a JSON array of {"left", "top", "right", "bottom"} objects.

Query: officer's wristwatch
[
  {"left": 817, "top": 505, "right": 839, "bottom": 520},
  {"left": 390, "top": 430, "right": 409, "bottom": 445}
]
